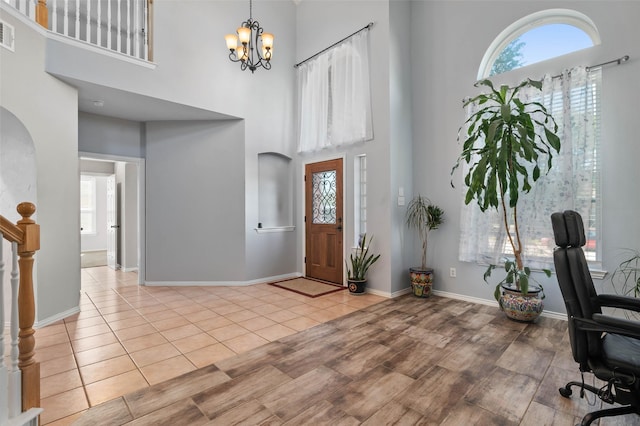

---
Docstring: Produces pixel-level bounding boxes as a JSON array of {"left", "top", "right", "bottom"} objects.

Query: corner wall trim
[{"left": 35, "top": 306, "right": 81, "bottom": 328}]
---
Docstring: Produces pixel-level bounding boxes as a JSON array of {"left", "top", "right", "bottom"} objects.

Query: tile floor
[{"left": 21, "top": 267, "right": 384, "bottom": 425}]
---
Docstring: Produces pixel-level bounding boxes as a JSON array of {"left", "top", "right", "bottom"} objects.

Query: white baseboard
[
  {"left": 121, "top": 267, "right": 139, "bottom": 273},
  {"left": 143, "top": 272, "right": 303, "bottom": 287},
  {"left": 364, "top": 286, "right": 412, "bottom": 298},
  {"left": 35, "top": 306, "right": 81, "bottom": 328},
  {"left": 432, "top": 289, "right": 567, "bottom": 321}
]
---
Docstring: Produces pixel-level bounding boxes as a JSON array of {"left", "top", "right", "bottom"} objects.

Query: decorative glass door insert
[{"left": 312, "top": 171, "right": 337, "bottom": 224}]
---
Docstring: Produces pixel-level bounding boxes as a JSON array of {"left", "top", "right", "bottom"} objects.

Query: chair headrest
[{"left": 552, "top": 210, "right": 586, "bottom": 248}]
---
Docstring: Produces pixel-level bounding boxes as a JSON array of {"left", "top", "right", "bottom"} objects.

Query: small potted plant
[
  {"left": 346, "top": 233, "right": 381, "bottom": 294},
  {"left": 406, "top": 195, "right": 444, "bottom": 297}
]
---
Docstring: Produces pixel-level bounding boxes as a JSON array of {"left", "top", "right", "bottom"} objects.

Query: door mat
[{"left": 269, "top": 277, "right": 346, "bottom": 298}]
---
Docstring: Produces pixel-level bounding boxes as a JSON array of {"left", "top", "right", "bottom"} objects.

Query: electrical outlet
[{"left": 449, "top": 267, "right": 457, "bottom": 278}]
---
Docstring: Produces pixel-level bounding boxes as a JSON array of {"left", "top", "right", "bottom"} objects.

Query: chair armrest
[
  {"left": 573, "top": 314, "right": 640, "bottom": 340},
  {"left": 596, "top": 294, "right": 640, "bottom": 313}
]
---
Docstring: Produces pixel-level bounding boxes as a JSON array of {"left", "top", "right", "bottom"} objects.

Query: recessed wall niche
[{"left": 258, "top": 152, "right": 293, "bottom": 229}]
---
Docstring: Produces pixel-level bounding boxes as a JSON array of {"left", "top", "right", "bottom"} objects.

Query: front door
[{"left": 305, "top": 159, "right": 343, "bottom": 284}]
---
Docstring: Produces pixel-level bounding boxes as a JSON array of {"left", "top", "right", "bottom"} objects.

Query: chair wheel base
[{"left": 559, "top": 386, "right": 573, "bottom": 398}]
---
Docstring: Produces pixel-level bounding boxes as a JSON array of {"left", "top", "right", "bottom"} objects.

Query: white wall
[
  {"left": 0, "top": 8, "right": 80, "bottom": 324},
  {"left": 410, "top": 1, "right": 640, "bottom": 314}
]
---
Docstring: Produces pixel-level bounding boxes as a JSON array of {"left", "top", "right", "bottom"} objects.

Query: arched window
[{"left": 479, "top": 9, "right": 600, "bottom": 79}]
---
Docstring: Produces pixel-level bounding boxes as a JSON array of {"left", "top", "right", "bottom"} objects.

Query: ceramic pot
[
  {"left": 409, "top": 267, "right": 433, "bottom": 298},
  {"left": 348, "top": 279, "right": 367, "bottom": 294},
  {"left": 499, "top": 284, "right": 544, "bottom": 322}
]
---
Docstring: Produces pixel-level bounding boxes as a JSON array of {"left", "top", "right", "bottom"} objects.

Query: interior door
[
  {"left": 106, "top": 174, "right": 118, "bottom": 270},
  {"left": 305, "top": 159, "right": 343, "bottom": 284}
]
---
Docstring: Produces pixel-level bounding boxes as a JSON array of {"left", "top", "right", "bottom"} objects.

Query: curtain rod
[
  {"left": 294, "top": 22, "right": 374, "bottom": 68},
  {"left": 551, "top": 54, "right": 630, "bottom": 79}
]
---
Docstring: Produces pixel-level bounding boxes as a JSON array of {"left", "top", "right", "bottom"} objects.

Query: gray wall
[
  {"left": 145, "top": 120, "right": 247, "bottom": 282},
  {"left": 0, "top": 10, "right": 80, "bottom": 324},
  {"left": 409, "top": 1, "right": 640, "bottom": 313},
  {"left": 79, "top": 112, "right": 144, "bottom": 158}
]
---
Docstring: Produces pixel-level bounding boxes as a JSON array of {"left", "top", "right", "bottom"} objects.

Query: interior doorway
[
  {"left": 79, "top": 153, "right": 145, "bottom": 284},
  {"left": 304, "top": 158, "right": 344, "bottom": 284}
]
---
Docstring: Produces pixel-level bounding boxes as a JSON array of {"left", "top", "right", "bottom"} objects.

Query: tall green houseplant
[{"left": 452, "top": 79, "right": 560, "bottom": 299}]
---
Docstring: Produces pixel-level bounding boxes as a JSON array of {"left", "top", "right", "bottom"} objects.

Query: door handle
[
  {"left": 336, "top": 225, "right": 343, "bottom": 231},
  {"left": 111, "top": 225, "right": 120, "bottom": 229}
]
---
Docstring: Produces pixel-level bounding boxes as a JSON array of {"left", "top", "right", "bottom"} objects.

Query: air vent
[{"left": 0, "top": 20, "right": 15, "bottom": 52}]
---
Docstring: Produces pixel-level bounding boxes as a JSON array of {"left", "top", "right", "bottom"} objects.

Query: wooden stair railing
[{"left": 0, "top": 202, "right": 41, "bottom": 414}]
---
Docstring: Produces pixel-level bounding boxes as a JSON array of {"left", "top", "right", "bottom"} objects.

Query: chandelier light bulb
[{"left": 225, "top": 34, "right": 238, "bottom": 51}]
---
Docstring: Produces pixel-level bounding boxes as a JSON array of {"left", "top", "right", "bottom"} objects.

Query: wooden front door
[{"left": 305, "top": 159, "right": 343, "bottom": 284}]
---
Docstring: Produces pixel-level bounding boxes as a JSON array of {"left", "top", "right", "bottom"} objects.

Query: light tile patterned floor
[{"left": 25, "top": 267, "right": 384, "bottom": 425}]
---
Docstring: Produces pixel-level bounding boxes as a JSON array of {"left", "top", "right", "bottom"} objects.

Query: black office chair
[{"left": 551, "top": 210, "right": 640, "bottom": 425}]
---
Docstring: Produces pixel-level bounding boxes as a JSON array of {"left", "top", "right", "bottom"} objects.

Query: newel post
[
  {"left": 36, "top": 0, "right": 48, "bottom": 29},
  {"left": 16, "top": 202, "right": 40, "bottom": 411}
]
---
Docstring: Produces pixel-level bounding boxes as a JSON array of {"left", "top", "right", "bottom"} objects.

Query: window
[
  {"left": 80, "top": 175, "right": 97, "bottom": 234},
  {"left": 354, "top": 155, "right": 367, "bottom": 245},
  {"left": 479, "top": 9, "right": 600, "bottom": 79},
  {"left": 460, "top": 10, "right": 603, "bottom": 271}
]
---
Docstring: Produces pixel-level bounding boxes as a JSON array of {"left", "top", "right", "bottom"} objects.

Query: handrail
[
  {"left": 1, "top": 202, "right": 41, "bottom": 416},
  {"left": 0, "top": 216, "right": 24, "bottom": 244}
]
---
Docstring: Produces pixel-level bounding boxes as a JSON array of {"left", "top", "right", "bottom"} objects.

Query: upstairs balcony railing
[{"left": 4, "top": 0, "right": 152, "bottom": 61}]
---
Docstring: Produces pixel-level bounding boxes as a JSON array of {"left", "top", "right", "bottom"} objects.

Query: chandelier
[{"left": 224, "top": 0, "right": 273, "bottom": 73}]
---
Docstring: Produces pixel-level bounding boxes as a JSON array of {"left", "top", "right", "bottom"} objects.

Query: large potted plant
[
  {"left": 452, "top": 78, "right": 560, "bottom": 321},
  {"left": 346, "top": 233, "right": 381, "bottom": 294},
  {"left": 406, "top": 195, "right": 444, "bottom": 297}
]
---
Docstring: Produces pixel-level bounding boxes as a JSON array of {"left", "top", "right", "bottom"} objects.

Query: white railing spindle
[
  {"left": 27, "top": 0, "right": 34, "bottom": 18},
  {"left": 74, "top": 0, "right": 79, "bottom": 39},
  {"left": 85, "top": 0, "right": 90, "bottom": 43},
  {"left": 116, "top": 0, "right": 121, "bottom": 53},
  {"left": 133, "top": 0, "right": 138, "bottom": 58},
  {"left": 97, "top": 0, "right": 101, "bottom": 48},
  {"left": 126, "top": 0, "right": 130, "bottom": 55},
  {"left": 51, "top": 0, "right": 58, "bottom": 33},
  {"left": 63, "top": 0, "right": 69, "bottom": 37},
  {"left": 8, "top": 241, "right": 21, "bottom": 418},
  {"left": 0, "top": 235, "right": 6, "bottom": 426},
  {"left": 107, "top": 0, "right": 112, "bottom": 50}
]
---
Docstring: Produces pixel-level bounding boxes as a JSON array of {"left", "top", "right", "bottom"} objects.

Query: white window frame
[
  {"left": 478, "top": 9, "right": 601, "bottom": 80},
  {"left": 80, "top": 175, "right": 97, "bottom": 235},
  {"left": 354, "top": 154, "right": 367, "bottom": 247}
]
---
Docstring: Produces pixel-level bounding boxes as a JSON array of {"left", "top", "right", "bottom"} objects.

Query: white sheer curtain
[
  {"left": 297, "top": 30, "right": 373, "bottom": 153},
  {"left": 458, "top": 67, "right": 602, "bottom": 270}
]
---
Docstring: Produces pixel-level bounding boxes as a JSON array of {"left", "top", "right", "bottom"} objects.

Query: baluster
[
  {"left": 116, "top": 0, "right": 121, "bottom": 52},
  {"left": 28, "top": 0, "right": 35, "bottom": 21},
  {"left": 133, "top": 0, "right": 138, "bottom": 58},
  {"left": 51, "top": 0, "right": 57, "bottom": 33},
  {"left": 0, "top": 234, "right": 5, "bottom": 425},
  {"left": 9, "top": 241, "right": 20, "bottom": 417},
  {"left": 74, "top": 0, "right": 79, "bottom": 39},
  {"left": 126, "top": 0, "right": 130, "bottom": 55},
  {"left": 63, "top": 0, "right": 68, "bottom": 37},
  {"left": 85, "top": 0, "right": 90, "bottom": 43},
  {"left": 107, "top": 0, "right": 111, "bottom": 50},
  {"left": 97, "top": 0, "right": 101, "bottom": 47},
  {"left": 16, "top": 202, "right": 40, "bottom": 412},
  {"left": 144, "top": 0, "right": 149, "bottom": 61}
]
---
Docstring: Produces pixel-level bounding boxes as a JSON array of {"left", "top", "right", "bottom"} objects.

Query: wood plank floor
[{"left": 74, "top": 294, "right": 640, "bottom": 425}]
